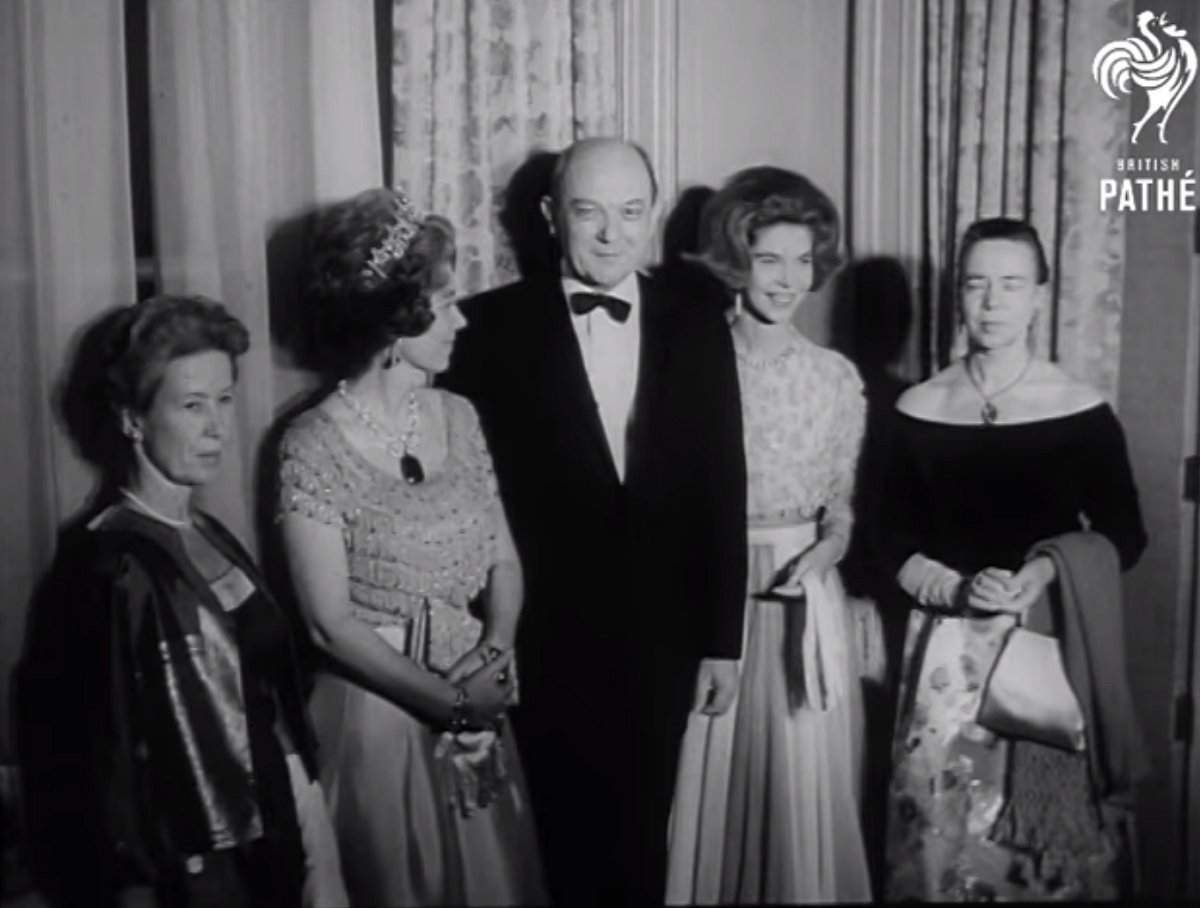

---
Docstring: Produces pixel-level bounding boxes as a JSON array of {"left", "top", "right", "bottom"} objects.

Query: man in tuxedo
[{"left": 440, "top": 137, "right": 746, "bottom": 904}]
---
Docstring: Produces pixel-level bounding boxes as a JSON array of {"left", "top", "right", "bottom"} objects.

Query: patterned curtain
[
  {"left": 923, "top": 0, "right": 1131, "bottom": 399},
  {"left": 391, "top": 0, "right": 619, "bottom": 294}
]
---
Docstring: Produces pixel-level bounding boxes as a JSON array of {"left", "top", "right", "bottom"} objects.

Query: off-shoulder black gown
[{"left": 879, "top": 404, "right": 1146, "bottom": 902}]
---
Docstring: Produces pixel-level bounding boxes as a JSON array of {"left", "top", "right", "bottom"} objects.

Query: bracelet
[
  {"left": 448, "top": 685, "right": 472, "bottom": 734},
  {"left": 479, "top": 643, "right": 507, "bottom": 665}
]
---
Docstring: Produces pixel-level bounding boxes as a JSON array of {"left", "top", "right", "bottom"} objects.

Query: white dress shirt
[{"left": 562, "top": 273, "right": 642, "bottom": 480}]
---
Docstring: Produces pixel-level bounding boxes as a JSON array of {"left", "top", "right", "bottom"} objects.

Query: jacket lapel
[
  {"left": 624, "top": 273, "right": 667, "bottom": 488},
  {"left": 535, "top": 279, "right": 620, "bottom": 486}
]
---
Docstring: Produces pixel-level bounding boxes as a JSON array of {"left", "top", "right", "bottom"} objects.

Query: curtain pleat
[
  {"left": 922, "top": 0, "right": 1132, "bottom": 399},
  {"left": 0, "top": 0, "right": 136, "bottom": 761},
  {"left": 148, "top": 0, "right": 382, "bottom": 542}
]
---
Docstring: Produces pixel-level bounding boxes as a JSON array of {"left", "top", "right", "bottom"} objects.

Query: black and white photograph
[{"left": 1, "top": 0, "right": 1198, "bottom": 905}]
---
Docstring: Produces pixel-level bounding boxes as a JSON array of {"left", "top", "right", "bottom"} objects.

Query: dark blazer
[
  {"left": 19, "top": 507, "right": 310, "bottom": 908},
  {"left": 442, "top": 268, "right": 747, "bottom": 692},
  {"left": 441, "top": 266, "right": 746, "bottom": 901}
]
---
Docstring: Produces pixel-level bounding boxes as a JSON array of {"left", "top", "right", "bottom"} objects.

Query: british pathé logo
[{"left": 1093, "top": 11, "right": 1197, "bottom": 145}]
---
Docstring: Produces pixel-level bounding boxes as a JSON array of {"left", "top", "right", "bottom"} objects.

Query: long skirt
[
  {"left": 309, "top": 625, "right": 547, "bottom": 906},
  {"left": 884, "top": 609, "right": 1127, "bottom": 901},
  {"left": 667, "top": 521, "right": 873, "bottom": 903}
]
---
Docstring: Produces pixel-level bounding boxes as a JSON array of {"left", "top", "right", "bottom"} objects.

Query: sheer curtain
[
  {"left": 148, "top": 0, "right": 383, "bottom": 542},
  {"left": 391, "top": 0, "right": 619, "bottom": 293},
  {"left": 0, "top": 0, "right": 618, "bottom": 770},
  {"left": 0, "top": 0, "right": 381, "bottom": 768},
  {"left": 849, "top": 0, "right": 925, "bottom": 380},
  {"left": 0, "top": 0, "right": 136, "bottom": 764},
  {"left": 922, "top": 0, "right": 1132, "bottom": 398}
]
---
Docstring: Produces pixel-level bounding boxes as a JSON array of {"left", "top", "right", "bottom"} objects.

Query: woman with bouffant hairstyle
[
  {"left": 667, "top": 167, "right": 872, "bottom": 903},
  {"left": 40, "top": 294, "right": 346, "bottom": 908},
  {"left": 279, "top": 188, "right": 545, "bottom": 905},
  {"left": 689, "top": 167, "right": 842, "bottom": 296}
]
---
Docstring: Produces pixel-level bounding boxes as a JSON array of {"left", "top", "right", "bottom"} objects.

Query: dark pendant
[
  {"left": 981, "top": 401, "right": 999, "bottom": 425},
  {"left": 400, "top": 452, "right": 425, "bottom": 485}
]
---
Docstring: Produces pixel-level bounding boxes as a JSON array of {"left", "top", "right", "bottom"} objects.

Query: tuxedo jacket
[{"left": 440, "top": 268, "right": 747, "bottom": 700}]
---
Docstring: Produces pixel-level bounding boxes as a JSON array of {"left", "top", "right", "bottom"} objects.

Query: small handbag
[{"left": 977, "top": 621, "right": 1087, "bottom": 752}]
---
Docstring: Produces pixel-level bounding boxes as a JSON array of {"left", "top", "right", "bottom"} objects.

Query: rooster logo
[{"left": 1093, "top": 10, "right": 1197, "bottom": 144}]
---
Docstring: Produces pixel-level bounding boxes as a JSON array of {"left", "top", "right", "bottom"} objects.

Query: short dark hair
[
  {"left": 690, "top": 166, "right": 842, "bottom": 292},
  {"left": 304, "top": 187, "right": 456, "bottom": 378},
  {"left": 547, "top": 138, "right": 660, "bottom": 207},
  {"left": 103, "top": 294, "right": 249, "bottom": 415},
  {"left": 957, "top": 217, "right": 1050, "bottom": 285}
]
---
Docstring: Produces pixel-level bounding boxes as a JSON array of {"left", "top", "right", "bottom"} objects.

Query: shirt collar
[{"left": 561, "top": 271, "right": 641, "bottom": 314}]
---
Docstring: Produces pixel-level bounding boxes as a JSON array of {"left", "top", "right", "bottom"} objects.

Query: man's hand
[{"left": 694, "top": 658, "right": 739, "bottom": 716}]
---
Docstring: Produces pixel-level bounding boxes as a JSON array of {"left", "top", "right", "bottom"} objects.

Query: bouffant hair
[
  {"left": 304, "top": 187, "right": 456, "bottom": 378},
  {"left": 690, "top": 166, "right": 842, "bottom": 293},
  {"left": 957, "top": 217, "right": 1050, "bottom": 285},
  {"left": 103, "top": 294, "right": 250, "bottom": 415}
]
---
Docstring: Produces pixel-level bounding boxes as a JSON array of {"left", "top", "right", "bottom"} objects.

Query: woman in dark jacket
[{"left": 40, "top": 295, "right": 345, "bottom": 908}]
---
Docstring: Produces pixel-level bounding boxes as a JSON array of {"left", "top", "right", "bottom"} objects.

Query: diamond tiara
[{"left": 360, "top": 190, "right": 426, "bottom": 288}]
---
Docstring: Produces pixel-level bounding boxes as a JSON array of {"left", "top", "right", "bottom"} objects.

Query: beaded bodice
[
  {"left": 734, "top": 326, "right": 866, "bottom": 529},
  {"left": 278, "top": 391, "right": 499, "bottom": 669}
]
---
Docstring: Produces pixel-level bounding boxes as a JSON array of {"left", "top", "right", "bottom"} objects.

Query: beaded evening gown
[
  {"left": 666, "top": 325, "right": 873, "bottom": 903},
  {"left": 279, "top": 391, "right": 546, "bottom": 907},
  {"left": 880, "top": 405, "right": 1146, "bottom": 901}
]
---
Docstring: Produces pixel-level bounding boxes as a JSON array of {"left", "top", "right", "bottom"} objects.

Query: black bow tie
[{"left": 569, "top": 291, "right": 631, "bottom": 324}]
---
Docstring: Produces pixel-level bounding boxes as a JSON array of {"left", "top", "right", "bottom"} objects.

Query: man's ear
[{"left": 540, "top": 196, "right": 556, "bottom": 236}]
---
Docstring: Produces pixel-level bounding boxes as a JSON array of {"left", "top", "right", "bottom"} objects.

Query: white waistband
[{"left": 747, "top": 520, "right": 818, "bottom": 551}]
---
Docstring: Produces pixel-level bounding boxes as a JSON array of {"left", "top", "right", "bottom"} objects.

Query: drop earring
[
  {"left": 735, "top": 292, "right": 744, "bottom": 318},
  {"left": 383, "top": 342, "right": 399, "bottom": 370}
]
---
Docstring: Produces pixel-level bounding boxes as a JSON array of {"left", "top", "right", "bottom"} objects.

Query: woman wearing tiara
[{"left": 277, "top": 188, "right": 546, "bottom": 906}]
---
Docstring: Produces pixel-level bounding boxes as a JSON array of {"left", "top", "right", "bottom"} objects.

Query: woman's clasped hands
[
  {"left": 446, "top": 643, "right": 518, "bottom": 729},
  {"left": 958, "top": 556, "right": 1057, "bottom": 620}
]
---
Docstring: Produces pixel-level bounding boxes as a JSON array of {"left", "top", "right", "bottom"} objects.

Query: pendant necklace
[
  {"left": 964, "top": 354, "right": 1034, "bottom": 425},
  {"left": 337, "top": 380, "right": 425, "bottom": 484}
]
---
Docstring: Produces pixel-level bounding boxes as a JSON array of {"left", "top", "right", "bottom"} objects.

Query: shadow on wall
[
  {"left": 11, "top": 306, "right": 137, "bottom": 907},
  {"left": 662, "top": 184, "right": 717, "bottom": 268},
  {"left": 828, "top": 254, "right": 915, "bottom": 620},
  {"left": 500, "top": 149, "right": 560, "bottom": 281},
  {"left": 829, "top": 254, "right": 915, "bottom": 896},
  {"left": 260, "top": 204, "right": 344, "bottom": 690},
  {"left": 268, "top": 203, "right": 325, "bottom": 377}
]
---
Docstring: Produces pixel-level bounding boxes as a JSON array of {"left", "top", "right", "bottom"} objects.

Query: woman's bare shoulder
[
  {"left": 895, "top": 365, "right": 961, "bottom": 419},
  {"left": 1027, "top": 361, "right": 1106, "bottom": 412}
]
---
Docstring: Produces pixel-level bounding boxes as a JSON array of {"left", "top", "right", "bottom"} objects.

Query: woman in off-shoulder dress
[
  {"left": 666, "top": 166, "right": 872, "bottom": 904},
  {"left": 880, "top": 218, "right": 1148, "bottom": 902}
]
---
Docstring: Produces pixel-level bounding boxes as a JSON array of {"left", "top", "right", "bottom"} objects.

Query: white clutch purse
[{"left": 976, "top": 623, "right": 1086, "bottom": 752}]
